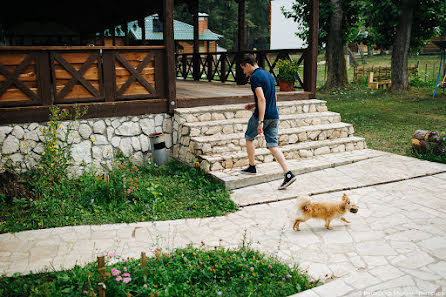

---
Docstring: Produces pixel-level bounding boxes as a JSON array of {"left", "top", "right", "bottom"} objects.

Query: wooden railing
[
  {"left": 0, "top": 46, "right": 170, "bottom": 124},
  {"left": 175, "top": 49, "right": 307, "bottom": 89}
]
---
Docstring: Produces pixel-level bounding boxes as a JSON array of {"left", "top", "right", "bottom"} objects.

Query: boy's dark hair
[{"left": 240, "top": 53, "right": 257, "bottom": 66}]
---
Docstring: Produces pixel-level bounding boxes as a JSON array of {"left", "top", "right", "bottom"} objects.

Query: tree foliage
[
  {"left": 174, "top": 0, "right": 271, "bottom": 51},
  {"left": 365, "top": 0, "right": 446, "bottom": 53}
]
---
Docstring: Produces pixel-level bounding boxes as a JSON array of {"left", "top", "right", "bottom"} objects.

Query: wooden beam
[
  {"left": 163, "top": 0, "right": 176, "bottom": 113},
  {"left": 192, "top": 0, "right": 200, "bottom": 81},
  {"left": 236, "top": 0, "right": 247, "bottom": 85},
  {"left": 0, "top": 99, "right": 169, "bottom": 125},
  {"left": 139, "top": 17, "right": 146, "bottom": 45},
  {"left": 304, "top": 0, "right": 319, "bottom": 97}
]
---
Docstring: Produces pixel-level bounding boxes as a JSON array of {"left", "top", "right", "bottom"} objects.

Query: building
[{"left": 97, "top": 14, "right": 222, "bottom": 53}]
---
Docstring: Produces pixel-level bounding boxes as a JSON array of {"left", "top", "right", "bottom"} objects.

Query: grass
[
  {"left": 317, "top": 83, "right": 446, "bottom": 156},
  {"left": 0, "top": 245, "right": 318, "bottom": 297},
  {"left": 0, "top": 158, "right": 237, "bottom": 234}
]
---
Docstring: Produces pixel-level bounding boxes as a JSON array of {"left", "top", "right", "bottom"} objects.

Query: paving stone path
[{"left": 1, "top": 150, "right": 446, "bottom": 296}]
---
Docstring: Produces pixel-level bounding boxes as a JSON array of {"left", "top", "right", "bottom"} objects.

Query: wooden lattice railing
[
  {"left": 175, "top": 49, "right": 307, "bottom": 89},
  {"left": 0, "top": 46, "right": 170, "bottom": 124}
]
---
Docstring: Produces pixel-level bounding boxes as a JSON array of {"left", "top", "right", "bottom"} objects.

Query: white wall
[{"left": 270, "top": 0, "right": 306, "bottom": 50}]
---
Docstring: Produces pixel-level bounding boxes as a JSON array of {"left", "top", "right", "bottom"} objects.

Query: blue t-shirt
[{"left": 250, "top": 67, "right": 279, "bottom": 119}]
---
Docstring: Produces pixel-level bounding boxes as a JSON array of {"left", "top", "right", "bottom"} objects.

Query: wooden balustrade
[
  {"left": 175, "top": 49, "right": 308, "bottom": 89},
  {"left": 0, "top": 46, "right": 170, "bottom": 124}
]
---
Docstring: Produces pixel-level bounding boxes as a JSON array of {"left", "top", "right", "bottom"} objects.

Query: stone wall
[{"left": 0, "top": 113, "right": 173, "bottom": 176}]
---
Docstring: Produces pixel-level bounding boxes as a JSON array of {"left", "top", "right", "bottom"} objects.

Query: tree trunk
[
  {"left": 391, "top": 0, "right": 415, "bottom": 91},
  {"left": 357, "top": 43, "right": 367, "bottom": 64},
  {"left": 324, "top": 0, "right": 348, "bottom": 90},
  {"left": 367, "top": 45, "right": 373, "bottom": 59}
]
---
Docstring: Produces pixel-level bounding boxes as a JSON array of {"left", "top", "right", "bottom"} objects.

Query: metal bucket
[{"left": 149, "top": 132, "right": 168, "bottom": 166}]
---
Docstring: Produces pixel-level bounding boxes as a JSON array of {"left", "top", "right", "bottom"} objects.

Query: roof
[{"left": 101, "top": 14, "right": 222, "bottom": 41}]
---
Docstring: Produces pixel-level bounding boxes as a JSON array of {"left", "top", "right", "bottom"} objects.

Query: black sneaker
[
  {"left": 240, "top": 165, "right": 257, "bottom": 175},
  {"left": 278, "top": 171, "right": 296, "bottom": 190}
]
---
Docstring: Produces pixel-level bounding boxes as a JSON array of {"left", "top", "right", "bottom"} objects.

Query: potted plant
[{"left": 276, "top": 59, "right": 300, "bottom": 91}]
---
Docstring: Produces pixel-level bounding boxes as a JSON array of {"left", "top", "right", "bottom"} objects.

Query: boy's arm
[{"left": 254, "top": 87, "right": 266, "bottom": 134}]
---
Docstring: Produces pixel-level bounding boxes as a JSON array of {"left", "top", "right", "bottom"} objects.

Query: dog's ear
[{"left": 342, "top": 193, "right": 348, "bottom": 201}]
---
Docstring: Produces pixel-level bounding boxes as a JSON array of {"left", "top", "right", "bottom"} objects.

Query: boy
[{"left": 239, "top": 54, "right": 296, "bottom": 190}]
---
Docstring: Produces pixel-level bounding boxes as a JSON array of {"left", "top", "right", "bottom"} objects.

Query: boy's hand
[
  {"left": 257, "top": 122, "right": 264, "bottom": 135},
  {"left": 244, "top": 103, "right": 256, "bottom": 110}
]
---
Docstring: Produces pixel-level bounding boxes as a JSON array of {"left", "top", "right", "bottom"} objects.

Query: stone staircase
[{"left": 172, "top": 99, "right": 369, "bottom": 189}]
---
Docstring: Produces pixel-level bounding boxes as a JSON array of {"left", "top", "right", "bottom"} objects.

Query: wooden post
[
  {"left": 163, "top": 0, "right": 177, "bottom": 113},
  {"left": 139, "top": 18, "right": 146, "bottom": 45},
  {"left": 111, "top": 27, "right": 116, "bottom": 46},
  {"left": 122, "top": 23, "right": 129, "bottom": 46},
  {"left": 35, "top": 51, "right": 53, "bottom": 106},
  {"left": 102, "top": 50, "right": 116, "bottom": 102},
  {"left": 207, "top": 53, "right": 213, "bottom": 81},
  {"left": 236, "top": 0, "right": 247, "bottom": 85},
  {"left": 220, "top": 52, "right": 227, "bottom": 82},
  {"left": 97, "top": 256, "right": 106, "bottom": 297},
  {"left": 192, "top": 0, "right": 201, "bottom": 81},
  {"left": 141, "top": 252, "right": 147, "bottom": 275},
  {"left": 303, "top": 0, "right": 319, "bottom": 96}
]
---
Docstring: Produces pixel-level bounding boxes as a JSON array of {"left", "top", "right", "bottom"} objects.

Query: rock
[
  {"left": 79, "top": 124, "right": 92, "bottom": 139},
  {"left": 12, "top": 126, "right": 24, "bottom": 139},
  {"left": 93, "top": 120, "right": 106, "bottom": 134},
  {"left": 119, "top": 138, "right": 133, "bottom": 157},
  {"left": 140, "top": 118, "right": 155, "bottom": 135},
  {"left": 71, "top": 140, "right": 92, "bottom": 164},
  {"left": 116, "top": 122, "right": 141, "bottom": 136},
  {"left": 0, "top": 126, "right": 13, "bottom": 143},
  {"left": 2, "top": 135, "right": 20, "bottom": 154}
]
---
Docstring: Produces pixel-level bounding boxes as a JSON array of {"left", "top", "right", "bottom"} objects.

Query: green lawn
[
  {"left": 318, "top": 84, "right": 446, "bottom": 156},
  {"left": 0, "top": 159, "right": 237, "bottom": 234}
]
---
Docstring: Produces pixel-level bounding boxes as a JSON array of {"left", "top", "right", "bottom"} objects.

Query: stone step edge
[
  {"left": 174, "top": 99, "right": 327, "bottom": 115},
  {"left": 191, "top": 122, "right": 353, "bottom": 143},
  {"left": 181, "top": 111, "right": 341, "bottom": 128},
  {"left": 210, "top": 149, "right": 386, "bottom": 191},
  {"left": 199, "top": 136, "right": 366, "bottom": 163}
]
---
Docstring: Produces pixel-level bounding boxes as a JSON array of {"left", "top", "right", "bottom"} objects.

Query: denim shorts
[{"left": 244, "top": 115, "right": 279, "bottom": 147}]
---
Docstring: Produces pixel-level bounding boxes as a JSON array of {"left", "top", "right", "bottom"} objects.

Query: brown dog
[{"left": 293, "top": 193, "right": 358, "bottom": 231}]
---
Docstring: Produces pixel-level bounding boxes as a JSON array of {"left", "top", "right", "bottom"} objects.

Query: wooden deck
[{"left": 175, "top": 79, "right": 313, "bottom": 108}]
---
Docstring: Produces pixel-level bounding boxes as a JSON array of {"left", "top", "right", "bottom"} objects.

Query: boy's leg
[
  {"left": 267, "top": 146, "right": 288, "bottom": 173},
  {"left": 246, "top": 139, "right": 256, "bottom": 165}
]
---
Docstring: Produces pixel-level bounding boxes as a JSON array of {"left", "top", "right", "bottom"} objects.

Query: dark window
[{"left": 153, "top": 18, "right": 163, "bottom": 33}]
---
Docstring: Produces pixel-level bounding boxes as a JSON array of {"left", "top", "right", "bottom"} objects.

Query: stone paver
[{"left": 1, "top": 151, "right": 446, "bottom": 297}]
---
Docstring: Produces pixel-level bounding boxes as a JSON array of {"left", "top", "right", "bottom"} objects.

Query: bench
[{"left": 368, "top": 72, "right": 391, "bottom": 89}]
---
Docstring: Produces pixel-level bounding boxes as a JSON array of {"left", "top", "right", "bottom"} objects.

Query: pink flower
[
  {"left": 83, "top": 290, "right": 88, "bottom": 294},
  {"left": 123, "top": 277, "right": 132, "bottom": 284},
  {"left": 112, "top": 268, "right": 121, "bottom": 276},
  {"left": 127, "top": 189, "right": 131, "bottom": 194},
  {"left": 123, "top": 273, "right": 131, "bottom": 277},
  {"left": 116, "top": 275, "right": 123, "bottom": 282},
  {"left": 108, "top": 253, "right": 116, "bottom": 257},
  {"left": 124, "top": 267, "right": 127, "bottom": 271}
]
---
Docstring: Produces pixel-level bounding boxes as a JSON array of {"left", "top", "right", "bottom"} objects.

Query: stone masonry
[
  {"left": 0, "top": 114, "right": 172, "bottom": 176},
  {"left": 172, "top": 99, "right": 367, "bottom": 173}
]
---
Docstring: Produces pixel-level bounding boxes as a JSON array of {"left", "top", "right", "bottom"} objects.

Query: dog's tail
[{"left": 298, "top": 197, "right": 311, "bottom": 213}]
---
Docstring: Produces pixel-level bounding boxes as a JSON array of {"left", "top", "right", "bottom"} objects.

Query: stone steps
[
  {"left": 182, "top": 111, "right": 342, "bottom": 137},
  {"left": 198, "top": 136, "right": 367, "bottom": 172},
  {"left": 172, "top": 99, "right": 368, "bottom": 183},
  {"left": 174, "top": 99, "right": 328, "bottom": 121},
  {"left": 211, "top": 149, "right": 386, "bottom": 192},
  {"left": 190, "top": 122, "right": 355, "bottom": 156}
]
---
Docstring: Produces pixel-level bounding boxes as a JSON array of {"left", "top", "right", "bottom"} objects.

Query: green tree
[
  {"left": 365, "top": 0, "right": 446, "bottom": 90},
  {"left": 174, "top": 0, "right": 271, "bottom": 51},
  {"left": 282, "top": 0, "right": 363, "bottom": 90}
]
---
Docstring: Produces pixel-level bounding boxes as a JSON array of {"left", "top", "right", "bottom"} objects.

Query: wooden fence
[
  {"left": 0, "top": 46, "right": 170, "bottom": 124},
  {"left": 353, "top": 62, "right": 420, "bottom": 82},
  {"left": 175, "top": 49, "right": 307, "bottom": 89}
]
